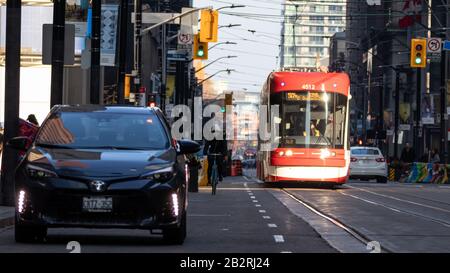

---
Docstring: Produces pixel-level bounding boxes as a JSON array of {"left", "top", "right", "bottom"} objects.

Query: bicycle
[{"left": 209, "top": 153, "right": 221, "bottom": 195}]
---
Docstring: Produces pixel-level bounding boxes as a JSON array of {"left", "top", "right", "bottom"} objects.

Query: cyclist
[{"left": 204, "top": 127, "right": 227, "bottom": 186}]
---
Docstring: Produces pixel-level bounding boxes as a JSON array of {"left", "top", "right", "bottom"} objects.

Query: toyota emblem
[{"left": 89, "top": 180, "right": 107, "bottom": 192}]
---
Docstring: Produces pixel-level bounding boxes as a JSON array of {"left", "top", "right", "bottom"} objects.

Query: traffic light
[
  {"left": 410, "top": 38, "right": 427, "bottom": 68},
  {"left": 148, "top": 94, "right": 156, "bottom": 107},
  {"left": 225, "top": 93, "right": 232, "bottom": 106},
  {"left": 193, "top": 34, "right": 208, "bottom": 60},
  {"left": 199, "top": 9, "right": 219, "bottom": 43}
]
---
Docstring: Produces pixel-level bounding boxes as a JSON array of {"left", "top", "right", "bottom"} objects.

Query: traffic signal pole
[
  {"left": 1, "top": 0, "right": 21, "bottom": 206},
  {"left": 50, "top": 0, "right": 66, "bottom": 107},
  {"left": 116, "top": 0, "right": 129, "bottom": 105},
  {"left": 394, "top": 71, "right": 400, "bottom": 160},
  {"left": 415, "top": 69, "right": 422, "bottom": 160},
  {"left": 90, "top": 0, "right": 101, "bottom": 104},
  {"left": 441, "top": 47, "right": 448, "bottom": 164}
]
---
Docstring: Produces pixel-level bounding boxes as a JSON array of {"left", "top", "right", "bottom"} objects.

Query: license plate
[{"left": 82, "top": 197, "right": 113, "bottom": 212}]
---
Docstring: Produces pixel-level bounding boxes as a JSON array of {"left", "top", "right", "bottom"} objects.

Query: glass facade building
[{"left": 279, "top": 0, "right": 347, "bottom": 70}]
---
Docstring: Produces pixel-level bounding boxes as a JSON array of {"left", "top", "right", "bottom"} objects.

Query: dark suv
[{"left": 8, "top": 105, "right": 199, "bottom": 244}]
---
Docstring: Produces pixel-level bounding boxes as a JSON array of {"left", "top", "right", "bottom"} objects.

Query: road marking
[
  {"left": 190, "top": 214, "right": 231, "bottom": 217},
  {"left": 263, "top": 216, "right": 271, "bottom": 219},
  {"left": 253, "top": 200, "right": 258, "bottom": 203},
  {"left": 259, "top": 210, "right": 267, "bottom": 213},
  {"left": 255, "top": 204, "right": 261, "bottom": 207},
  {"left": 281, "top": 251, "right": 292, "bottom": 253},
  {"left": 248, "top": 192, "right": 254, "bottom": 195},
  {"left": 250, "top": 196, "right": 256, "bottom": 199},
  {"left": 273, "top": 235, "right": 285, "bottom": 243},
  {"left": 268, "top": 223, "right": 277, "bottom": 228},
  {"left": 346, "top": 185, "right": 450, "bottom": 213}
]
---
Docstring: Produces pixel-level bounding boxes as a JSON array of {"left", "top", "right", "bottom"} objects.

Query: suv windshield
[{"left": 36, "top": 111, "right": 169, "bottom": 150}]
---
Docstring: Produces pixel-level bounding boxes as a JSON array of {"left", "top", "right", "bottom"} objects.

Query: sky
[{"left": 192, "top": 0, "right": 284, "bottom": 94}]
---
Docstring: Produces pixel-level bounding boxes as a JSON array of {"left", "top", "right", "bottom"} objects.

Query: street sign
[
  {"left": 178, "top": 32, "right": 193, "bottom": 45},
  {"left": 399, "top": 124, "right": 411, "bottom": 131},
  {"left": 443, "top": 40, "right": 450, "bottom": 51},
  {"left": 427, "top": 37, "right": 441, "bottom": 62},
  {"left": 167, "top": 50, "right": 189, "bottom": 61}
]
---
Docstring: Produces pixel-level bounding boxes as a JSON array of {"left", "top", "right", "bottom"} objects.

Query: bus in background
[{"left": 257, "top": 72, "right": 351, "bottom": 186}]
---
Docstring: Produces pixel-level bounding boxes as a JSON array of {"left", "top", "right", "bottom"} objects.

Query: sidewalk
[{"left": 0, "top": 206, "right": 14, "bottom": 228}]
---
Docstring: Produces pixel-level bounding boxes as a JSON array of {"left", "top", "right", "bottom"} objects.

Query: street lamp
[
  {"left": 196, "top": 69, "right": 235, "bottom": 86},
  {"left": 209, "top": 41, "right": 237, "bottom": 50},
  {"left": 219, "top": 24, "right": 242, "bottom": 29},
  {"left": 195, "top": 56, "right": 237, "bottom": 73},
  {"left": 216, "top": 4, "right": 246, "bottom": 11}
]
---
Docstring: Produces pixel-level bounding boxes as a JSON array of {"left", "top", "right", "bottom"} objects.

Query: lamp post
[
  {"left": 219, "top": 24, "right": 242, "bottom": 29},
  {"left": 196, "top": 69, "right": 235, "bottom": 86},
  {"left": 195, "top": 56, "right": 237, "bottom": 73},
  {"left": 209, "top": 41, "right": 237, "bottom": 50}
]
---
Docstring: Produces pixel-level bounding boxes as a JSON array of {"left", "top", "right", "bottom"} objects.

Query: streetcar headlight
[
  {"left": 285, "top": 150, "right": 293, "bottom": 157},
  {"left": 320, "top": 149, "right": 334, "bottom": 159}
]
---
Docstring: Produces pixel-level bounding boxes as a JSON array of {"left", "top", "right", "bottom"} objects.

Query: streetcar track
[
  {"left": 356, "top": 186, "right": 450, "bottom": 207},
  {"left": 338, "top": 191, "right": 450, "bottom": 228},
  {"left": 279, "top": 188, "right": 391, "bottom": 253},
  {"left": 345, "top": 185, "right": 450, "bottom": 213}
]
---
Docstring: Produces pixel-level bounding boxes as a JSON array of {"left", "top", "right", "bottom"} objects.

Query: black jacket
[{"left": 203, "top": 138, "right": 227, "bottom": 156}]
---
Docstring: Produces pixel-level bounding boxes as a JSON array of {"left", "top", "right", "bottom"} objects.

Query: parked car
[
  {"left": 349, "top": 146, "right": 388, "bottom": 183},
  {"left": 9, "top": 105, "right": 200, "bottom": 244}
]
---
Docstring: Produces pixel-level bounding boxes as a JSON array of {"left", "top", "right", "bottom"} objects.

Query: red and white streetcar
[{"left": 257, "top": 71, "right": 351, "bottom": 185}]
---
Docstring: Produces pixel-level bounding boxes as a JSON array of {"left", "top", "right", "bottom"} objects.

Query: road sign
[
  {"left": 167, "top": 50, "right": 189, "bottom": 61},
  {"left": 178, "top": 33, "right": 193, "bottom": 45},
  {"left": 443, "top": 40, "right": 450, "bottom": 51},
  {"left": 427, "top": 37, "right": 441, "bottom": 62}
]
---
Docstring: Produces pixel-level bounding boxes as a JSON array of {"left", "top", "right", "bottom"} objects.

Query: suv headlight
[
  {"left": 141, "top": 166, "right": 176, "bottom": 183},
  {"left": 26, "top": 164, "right": 58, "bottom": 179}
]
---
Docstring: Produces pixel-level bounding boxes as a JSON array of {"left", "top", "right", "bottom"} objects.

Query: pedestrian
[
  {"left": 430, "top": 149, "right": 440, "bottom": 163},
  {"left": 419, "top": 148, "right": 429, "bottom": 163},
  {"left": 26, "top": 114, "right": 39, "bottom": 126},
  {"left": 400, "top": 142, "right": 415, "bottom": 163}
]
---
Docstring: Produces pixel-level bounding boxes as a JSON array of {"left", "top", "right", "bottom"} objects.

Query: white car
[{"left": 349, "top": 146, "right": 388, "bottom": 183}]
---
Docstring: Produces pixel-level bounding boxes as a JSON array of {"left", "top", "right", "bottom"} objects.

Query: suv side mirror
[
  {"left": 177, "top": 140, "right": 201, "bottom": 155},
  {"left": 7, "top": 136, "right": 29, "bottom": 151}
]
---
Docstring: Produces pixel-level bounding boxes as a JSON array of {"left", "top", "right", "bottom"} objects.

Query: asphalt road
[
  {"left": 1, "top": 169, "right": 449, "bottom": 253},
  {"left": 0, "top": 175, "right": 335, "bottom": 253}
]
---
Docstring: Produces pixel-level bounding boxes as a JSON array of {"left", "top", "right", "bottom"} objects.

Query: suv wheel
[{"left": 163, "top": 212, "right": 186, "bottom": 245}]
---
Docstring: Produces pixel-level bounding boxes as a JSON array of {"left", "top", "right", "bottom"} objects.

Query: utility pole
[
  {"left": 90, "top": 0, "right": 101, "bottom": 104},
  {"left": 1, "top": 0, "right": 22, "bottom": 206},
  {"left": 415, "top": 68, "right": 422, "bottom": 159},
  {"left": 116, "top": 0, "right": 129, "bottom": 104},
  {"left": 394, "top": 71, "right": 400, "bottom": 159},
  {"left": 133, "top": 0, "right": 142, "bottom": 104},
  {"left": 50, "top": 0, "right": 66, "bottom": 107}
]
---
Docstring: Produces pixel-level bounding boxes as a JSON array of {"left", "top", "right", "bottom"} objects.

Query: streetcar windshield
[{"left": 275, "top": 91, "right": 347, "bottom": 149}]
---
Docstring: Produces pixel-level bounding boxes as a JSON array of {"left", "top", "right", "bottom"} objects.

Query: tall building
[{"left": 279, "top": 0, "right": 346, "bottom": 70}]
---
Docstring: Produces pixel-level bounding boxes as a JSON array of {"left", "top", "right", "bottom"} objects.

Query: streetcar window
[{"left": 277, "top": 91, "right": 347, "bottom": 149}]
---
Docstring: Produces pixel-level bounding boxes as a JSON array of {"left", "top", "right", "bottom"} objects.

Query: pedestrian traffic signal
[
  {"left": 199, "top": 9, "right": 219, "bottom": 43},
  {"left": 410, "top": 38, "right": 427, "bottom": 68},
  {"left": 193, "top": 34, "right": 208, "bottom": 60}
]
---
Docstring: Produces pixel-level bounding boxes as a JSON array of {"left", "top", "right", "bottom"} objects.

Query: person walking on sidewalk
[{"left": 430, "top": 149, "right": 440, "bottom": 163}]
